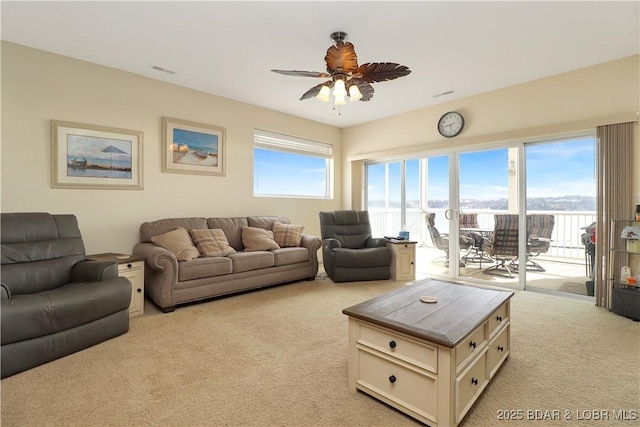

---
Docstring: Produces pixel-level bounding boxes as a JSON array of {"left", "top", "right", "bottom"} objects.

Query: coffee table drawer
[
  {"left": 488, "top": 302, "right": 509, "bottom": 336},
  {"left": 487, "top": 324, "right": 510, "bottom": 378},
  {"left": 357, "top": 349, "right": 437, "bottom": 423},
  {"left": 455, "top": 324, "right": 486, "bottom": 369},
  {"left": 455, "top": 350, "right": 488, "bottom": 424},
  {"left": 357, "top": 322, "right": 438, "bottom": 373}
]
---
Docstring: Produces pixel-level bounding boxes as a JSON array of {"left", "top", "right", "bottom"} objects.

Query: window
[{"left": 254, "top": 129, "right": 333, "bottom": 198}]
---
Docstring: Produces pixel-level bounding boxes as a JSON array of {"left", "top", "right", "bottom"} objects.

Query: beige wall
[
  {"left": 0, "top": 42, "right": 342, "bottom": 254},
  {"left": 2, "top": 42, "right": 638, "bottom": 255},
  {"left": 342, "top": 55, "right": 640, "bottom": 209}
]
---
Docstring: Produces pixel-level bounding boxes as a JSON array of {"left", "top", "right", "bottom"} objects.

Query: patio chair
[
  {"left": 459, "top": 212, "right": 479, "bottom": 232},
  {"left": 482, "top": 214, "right": 520, "bottom": 277},
  {"left": 425, "top": 212, "right": 474, "bottom": 267},
  {"left": 519, "top": 214, "right": 555, "bottom": 272},
  {"left": 459, "top": 212, "right": 492, "bottom": 264}
]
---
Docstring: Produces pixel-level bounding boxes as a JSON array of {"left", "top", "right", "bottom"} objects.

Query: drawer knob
[
  {"left": 137, "top": 288, "right": 142, "bottom": 293},
  {"left": 389, "top": 340, "right": 397, "bottom": 349},
  {"left": 471, "top": 377, "right": 478, "bottom": 386},
  {"left": 469, "top": 341, "right": 477, "bottom": 349},
  {"left": 496, "top": 315, "right": 503, "bottom": 321},
  {"left": 127, "top": 264, "right": 132, "bottom": 268},
  {"left": 389, "top": 375, "right": 397, "bottom": 384},
  {"left": 497, "top": 345, "right": 504, "bottom": 352}
]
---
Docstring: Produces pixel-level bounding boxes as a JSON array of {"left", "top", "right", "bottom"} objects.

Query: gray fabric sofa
[
  {"left": 319, "top": 210, "right": 392, "bottom": 282},
  {"left": 132, "top": 216, "right": 321, "bottom": 312},
  {"left": 1, "top": 213, "right": 131, "bottom": 379}
]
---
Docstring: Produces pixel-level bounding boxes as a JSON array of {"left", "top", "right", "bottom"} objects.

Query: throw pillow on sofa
[
  {"left": 241, "top": 226, "right": 280, "bottom": 251},
  {"left": 272, "top": 222, "right": 305, "bottom": 247},
  {"left": 151, "top": 227, "right": 200, "bottom": 261},
  {"left": 189, "top": 228, "right": 236, "bottom": 257}
]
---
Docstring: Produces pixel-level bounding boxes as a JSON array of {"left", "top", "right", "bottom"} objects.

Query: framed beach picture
[
  {"left": 162, "top": 117, "right": 226, "bottom": 176},
  {"left": 51, "top": 120, "right": 143, "bottom": 190}
]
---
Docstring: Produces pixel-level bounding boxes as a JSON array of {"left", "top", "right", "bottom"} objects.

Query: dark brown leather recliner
[
  {"left": 318, "top": 210, "right": 391, "bottom": 282},
  {"left": 1, "top": 212, "right": 131, "bottom": 378}
]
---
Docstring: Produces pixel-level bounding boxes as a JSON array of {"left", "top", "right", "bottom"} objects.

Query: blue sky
[
  {"left": 173, "top": 129, "right": 218, "bottom": 151},
  {"left": 367, "top": 136, "right": 596, "bottom": 202},
  {"left": 254, "top": 149, "right": 327, "bottom": 197}
]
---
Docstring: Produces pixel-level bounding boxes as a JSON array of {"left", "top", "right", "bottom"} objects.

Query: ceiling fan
[{"left": 271, "top": 31, "right": 411, "bottom": 106}]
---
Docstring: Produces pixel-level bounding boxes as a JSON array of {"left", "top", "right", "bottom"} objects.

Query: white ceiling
[{"left": 2, "top": 1, "right": 639, "bottom": 128}]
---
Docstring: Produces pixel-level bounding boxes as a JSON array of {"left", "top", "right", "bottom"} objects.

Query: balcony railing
[{"left": 368, "top": 208, "right": 596, "bottom": 261}]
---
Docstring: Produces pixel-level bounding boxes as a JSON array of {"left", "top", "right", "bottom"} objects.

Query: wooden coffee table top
[{"left": 342, "top": 278, "right": 513, "bottom": 347}]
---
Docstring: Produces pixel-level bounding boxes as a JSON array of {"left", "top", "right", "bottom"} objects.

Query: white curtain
[{"left": 595, "top": 122, "right": 635, "bottom": 307}]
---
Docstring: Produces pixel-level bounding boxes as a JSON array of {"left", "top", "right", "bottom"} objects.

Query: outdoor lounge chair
[
  {"left": 482, "top": 214, "right": 520, "bottom": 277},
  {"left": 459, "top": 212, "right": 492, "bottom": 265},
  {"left": 426, "top": 212, "right": 474, "bottom": 267},
  {"left": 520, "top": 213, "right": 555, "bottom": 272}
]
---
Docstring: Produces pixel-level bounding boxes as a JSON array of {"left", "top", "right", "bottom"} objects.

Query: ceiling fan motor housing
[
  {"left": 271, "top": 30, "right": 411, "bottom": 103},
  {"left": 330, "top": 31, "right": 348, "bottom": 44}
]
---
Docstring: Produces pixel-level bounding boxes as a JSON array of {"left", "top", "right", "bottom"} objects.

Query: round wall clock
[{"left": 437, "top": 111, "right": 465, "bottom": 138}]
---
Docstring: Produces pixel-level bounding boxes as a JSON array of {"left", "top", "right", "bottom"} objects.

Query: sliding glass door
[
  {"left": 364, "top": 132, "right": 596, "bottom": 297},
  {"left": 366, "top": 159, "right": 422, "bottom": 242},
  {"left": 524, "top": 136, "right": 596, "bottom": 297},
  {"left": 457, "top": 147, "right": 524, "bottom": 289}
]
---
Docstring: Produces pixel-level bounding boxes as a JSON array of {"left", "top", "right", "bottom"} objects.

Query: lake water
[{"left": 67, "top": 156, "right": 132, "bottom": 179}]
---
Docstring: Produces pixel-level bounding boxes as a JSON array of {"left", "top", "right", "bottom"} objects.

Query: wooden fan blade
[
  {"left": 325, "top": 42, "right": 358, "bottom": 73},
  {"left": 300, "top": 80, "right": 333, "bottom": 100},
  {"left": 271, "top": 69, "right": 331, "bottom": 78},
  {"left": 349, "top": 80, "right": 375, "bottom": 101},
  {"left": 354, "top": 63, "right": 411, "bottom": 83}
]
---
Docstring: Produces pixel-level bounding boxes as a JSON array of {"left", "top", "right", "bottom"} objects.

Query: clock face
[{"left": 438, "top": 111, "right": 464, "bottom": 138}]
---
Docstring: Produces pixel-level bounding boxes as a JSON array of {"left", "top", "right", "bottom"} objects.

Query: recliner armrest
[
  {"left": 71, "top": 260, "right": 119, "bottom": 282},
  {"left": 1, "top": 283, "right": 10, "bottom": 301},
  {"left": 365, "top": 237, "right": 388, "bottom": 248},
  {"left": 322, "top": 238, "right": 342, "bottom": 251}
]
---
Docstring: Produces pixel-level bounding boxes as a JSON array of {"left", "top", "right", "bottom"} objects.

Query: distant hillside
[{"left": 369, "top": 196, "right": 596, "bottom": 211}]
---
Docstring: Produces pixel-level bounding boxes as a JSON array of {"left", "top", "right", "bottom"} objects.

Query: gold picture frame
[
  {"left": 51, "top": 120, "right": 143, "bottom": 190},
  {"left": 162, "top": 117, "right": 226, "bottom": 176}
]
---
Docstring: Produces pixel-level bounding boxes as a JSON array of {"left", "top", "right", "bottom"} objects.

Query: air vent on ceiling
[
  {"left": 433, "top": 90, "right": 455, "bottom": 98},
  {"left": 152, "top": 65, "right": 176, "bottom": 75}
]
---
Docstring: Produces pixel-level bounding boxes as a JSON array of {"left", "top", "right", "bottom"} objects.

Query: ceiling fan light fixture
[
  {"left": 316, "top": 85, "right": 331, "bottom": 102},
  {"left": 348, "top": 84, "right": 363, "bottom": 101},
  {"left": 333, "top": 79, "right": 347, "bottom": 97},
  {"left": 271, "top": 31, "right": 411, "bottom": 111}
]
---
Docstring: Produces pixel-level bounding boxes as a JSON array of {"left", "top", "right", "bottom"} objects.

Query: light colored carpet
[{"left": 1, "top": 276, "right": 638, "bottom": 426}]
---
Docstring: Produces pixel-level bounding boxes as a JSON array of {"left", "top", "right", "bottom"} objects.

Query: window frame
[{"left": 253, "top": 129, "right": 333, "bottom": 199}]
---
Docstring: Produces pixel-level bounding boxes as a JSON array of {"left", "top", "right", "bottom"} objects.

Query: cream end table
[
  {"left": 87, "top": 252, "right": 145, "bottom": 318},
  {"left": 386, "top": 239, "right": 416, "bottom": 282},
  {"left": 343, "top": 278, "right": 513, "bottom": 427}
]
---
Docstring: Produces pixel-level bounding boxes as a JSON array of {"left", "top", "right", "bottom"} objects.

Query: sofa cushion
[
  {"left": 0, "top": 280, "right": 131, "bottom": 345},
  {"left": 207, "top": 217, "right": 248, "bottom": 251},
  {"left": 151, "top": 227, "right": 200, "bottom": 261},
  {"left": 140, "top": 217, "right": 208, "bottom": 243},
  {"left": 272, "top": 222, "right": 305, "bottom": 247},
  {"left": 227, "top": 251, "right": 275, "bottom": 273},
  {"left": 247, "top": 216, "right": 291, "bottom": 230},
  {"left": 332, "top": 247, "right": 392, "bottom": 268},
  {"left": 189, "top": 229, "right": 236, "bottom": 257},
  {"left": 241, "top": 227, "right": 280, "bottom": 252},
  {"left": 178, "top": 257, "right": 233, "bottom": 282},
  {"left": 1, "top": 213, "right": 86, "bottom": 294},
  {"left": 272, "top": 247, "right": 309, "bottom": 266}
]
